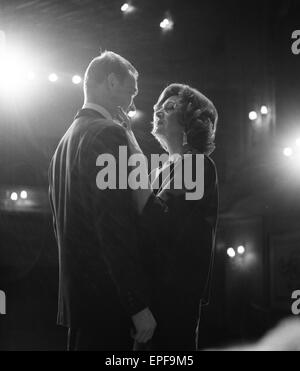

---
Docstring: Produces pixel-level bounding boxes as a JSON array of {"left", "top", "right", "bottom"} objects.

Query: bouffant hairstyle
[{"left": 154, "top": 83, "right": 218, "bottom": 155}]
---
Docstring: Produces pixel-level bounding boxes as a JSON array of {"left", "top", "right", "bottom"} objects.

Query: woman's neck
[{"left": 166, "top": 139, "right": 184, "bottom": 157}]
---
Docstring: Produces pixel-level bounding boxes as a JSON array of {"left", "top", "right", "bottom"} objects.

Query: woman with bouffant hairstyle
[
  {"left": 152, "top": 83, "right": 218, "bottom": 156},
  {"left": 120, "top": 83, "right": 219, "bottom": 351}
]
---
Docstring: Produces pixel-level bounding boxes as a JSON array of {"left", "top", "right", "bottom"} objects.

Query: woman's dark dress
[{"left": 140, "top": 154, "right": 219, "bottom": 351}]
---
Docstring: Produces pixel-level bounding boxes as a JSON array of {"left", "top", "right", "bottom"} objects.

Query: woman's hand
[{"left": 117, "top": 106, "right": 132, "bottom": 131}]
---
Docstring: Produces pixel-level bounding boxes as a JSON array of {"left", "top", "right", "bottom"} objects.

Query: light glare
[
  {"left": 227, "top": 248, "right": 236, "bottom": 259},
  {"left": 27, "top": 71, "right": 36, "bottom": 81},
  {"left": 261, "top": 106, "right": 269, "bottom": 115},
  {"left": 249, "top": 111, "right": 258, "bottom": 121},
  {"left": 10, "top": 192, "right": 18, "bottom": 201},
  {"left": 72, "top": 75, "right": 82, "bottom": 85},
  {"left": 48, "top": 73, "right": 58, "bottom": 82},
  {"left": 237, "top": 246, "right": 246, "bottom": 255},
  {"left": 128, "top": 110, "right": 137, "bottom": 118},
  {"left": 121, "top": 3, "right": 129, "bottom": 12},
  {"left": 283, "top": 147, "right": 293, "bottom": 157},
  {"left": 160, "top": 18, "right": 174, "bottom": 30},
  {"left": 20, "top": 191, "right": 28, "bottom": 200}
]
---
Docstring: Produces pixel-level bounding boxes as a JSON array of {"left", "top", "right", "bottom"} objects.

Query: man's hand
[{"left": 131, "top": 308, "right": 157, "bottom": 344}]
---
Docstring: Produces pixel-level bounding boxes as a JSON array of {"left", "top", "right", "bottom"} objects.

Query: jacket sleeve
[
  {"left": 83, "top": 123, "right": 150, "bottom": 316},
  {"left": 48, "top": 159, "right": 58, "bottom": 242}
]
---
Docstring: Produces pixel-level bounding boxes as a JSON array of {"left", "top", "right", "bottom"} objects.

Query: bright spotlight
[
  {"left": 10, "top": 192, "right": 18, "bottom": 201},
  {"left": 237, "top": 246, "right": 246, "bottom": 255},
  {"left": 249, "top": 111, "right": 258, "bottom": 121},
  {"left": 0, "top": 50, "right": 31, "bottom": 95},
  {"left": 121, "top": 3, "right": 135, "bottom": 13},
  {"left": 160, "top": 18, "right": 174, "bottom": 31},
  {"left": 20, "top": 191, "right": 28, "bottom": 200},
  {"left": 48, "top": 73, "right": 58, "bottom": 82},
  {"left": 227, "top": 248, "right": 236, "bottom": 259},
  {"left": 72, "top": 75, "right": 82, "bottom": 85},
  {"left": 261, "top": 106, "right": 269, "bottom": 115},
  {"left": 121, "top": 3, "right": 129, "bottom": 12},
  {"left": 283, "top": 147, "right": 293, "bottom": 157},
  {"left": 27, "top": 71, "right": 36, "bottom": 81}
]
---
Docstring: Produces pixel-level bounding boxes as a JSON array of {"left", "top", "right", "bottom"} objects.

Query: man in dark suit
[{"left": 49, "top": 51, "right": 157, "bottom": 351}]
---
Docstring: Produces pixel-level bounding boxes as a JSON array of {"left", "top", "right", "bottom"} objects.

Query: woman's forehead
[
  {"left": 154, "top": 94, "right": 180, "bottom": 111},
  {"left": 164, "top": 95, "right": 180, "bottom": 104}
]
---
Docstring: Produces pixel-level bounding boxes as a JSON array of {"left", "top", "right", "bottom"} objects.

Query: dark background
[{"left": 0, "top": 0, "right": 300, "bottom": 350}]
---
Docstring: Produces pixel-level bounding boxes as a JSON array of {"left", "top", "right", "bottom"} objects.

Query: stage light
[
  {"left": 283, "top": 147, "right": 293, "bottom": 157},
  {"left": 48, "top": 73, "right": 58, "bottom": 82},
  {"left": 72, "top": 75, "right": 82, "bottom": 85},
  {"left": 121, "top": 3, "right": 135, "bottom": 14},
  {"left": 160, "top": 18, "right": 174, "bottom": 31},
  {"left": 237, "top": 245, "right": 246, "bottom": 255},
  {"left": 249, "top": 111, "right": 258, "bottom": 121},
  {"left": 27, "top": 71, "right": 36, "bottom": 81},
  {"left": 227, "top": 248, "right": 236, "bottom": 259},
  {"left": 20, "top": 191, "right": 28, "bottom": 200},
  {"left": 121, "top": 3, "right": 129, "bottom": 12},
  {"left": 0, "top": 50, "right": 30, "bottom": 95},
  {"left": 10, "top": 192, "right": 18, "bottom": 201},
  {"left": 261, "top": 106, "right": 269, "bottom": 115}
]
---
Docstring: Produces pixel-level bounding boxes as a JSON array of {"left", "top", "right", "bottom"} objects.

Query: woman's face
[{"left": 152, "top": 95, "right": 183, "bottom": 145}]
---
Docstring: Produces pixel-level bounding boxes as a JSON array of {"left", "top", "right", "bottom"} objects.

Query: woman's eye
[{"left": 165, "top": 103, "right": 176, "bottom": 111}]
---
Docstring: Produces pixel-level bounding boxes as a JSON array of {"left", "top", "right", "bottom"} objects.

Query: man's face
[{"left": 113, "top": 73, "right": 138, "bottom": 113}]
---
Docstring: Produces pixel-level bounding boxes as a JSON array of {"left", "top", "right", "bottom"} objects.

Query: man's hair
[
  {"left": 154, "top": 83, "right": 218, "bottom": 155},
  {"left": 84, "top": 51, "right": 138, "bottom": 92}
]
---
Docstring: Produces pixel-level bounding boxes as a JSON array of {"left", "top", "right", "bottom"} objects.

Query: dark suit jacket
[
  {"left": 49, "top": 108, "right": 149, "bottom": 328},
  {"left": 141, "top": 154, "right": 218, "bottom": 310}
]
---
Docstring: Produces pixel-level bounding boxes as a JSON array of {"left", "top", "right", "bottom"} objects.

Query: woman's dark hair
[{"left": 154, "top": 83, "right": 218, "bottom": 155}]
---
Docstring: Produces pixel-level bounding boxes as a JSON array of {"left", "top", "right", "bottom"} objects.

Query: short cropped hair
[
  {"left": 154, "top": 84, "right": 218, "bottom": 155},
  {"left": 84, "top": 51, "right": 138, "bottom": 92}
]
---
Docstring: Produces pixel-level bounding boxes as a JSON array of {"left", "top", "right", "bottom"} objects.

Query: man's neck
[{"left": 84, "top": 99, "right": 117, "bottom": 120}]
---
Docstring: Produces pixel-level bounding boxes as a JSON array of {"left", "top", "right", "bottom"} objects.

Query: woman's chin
[{"left": 152, "top": 126, "right": 165, "bottom": 137}]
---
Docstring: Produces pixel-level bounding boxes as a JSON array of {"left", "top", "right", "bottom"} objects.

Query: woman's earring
[{"left": 183, "top": 132, "right": 188, "bottom": 146}]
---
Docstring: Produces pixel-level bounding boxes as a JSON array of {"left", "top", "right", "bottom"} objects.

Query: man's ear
[{"left": 107, "top": 73, "right": 118, "bottom": 91}]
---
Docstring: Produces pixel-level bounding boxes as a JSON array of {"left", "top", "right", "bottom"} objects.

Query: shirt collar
[{"left": 82, "top": 103, "right": 113, "bottom": 121}]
